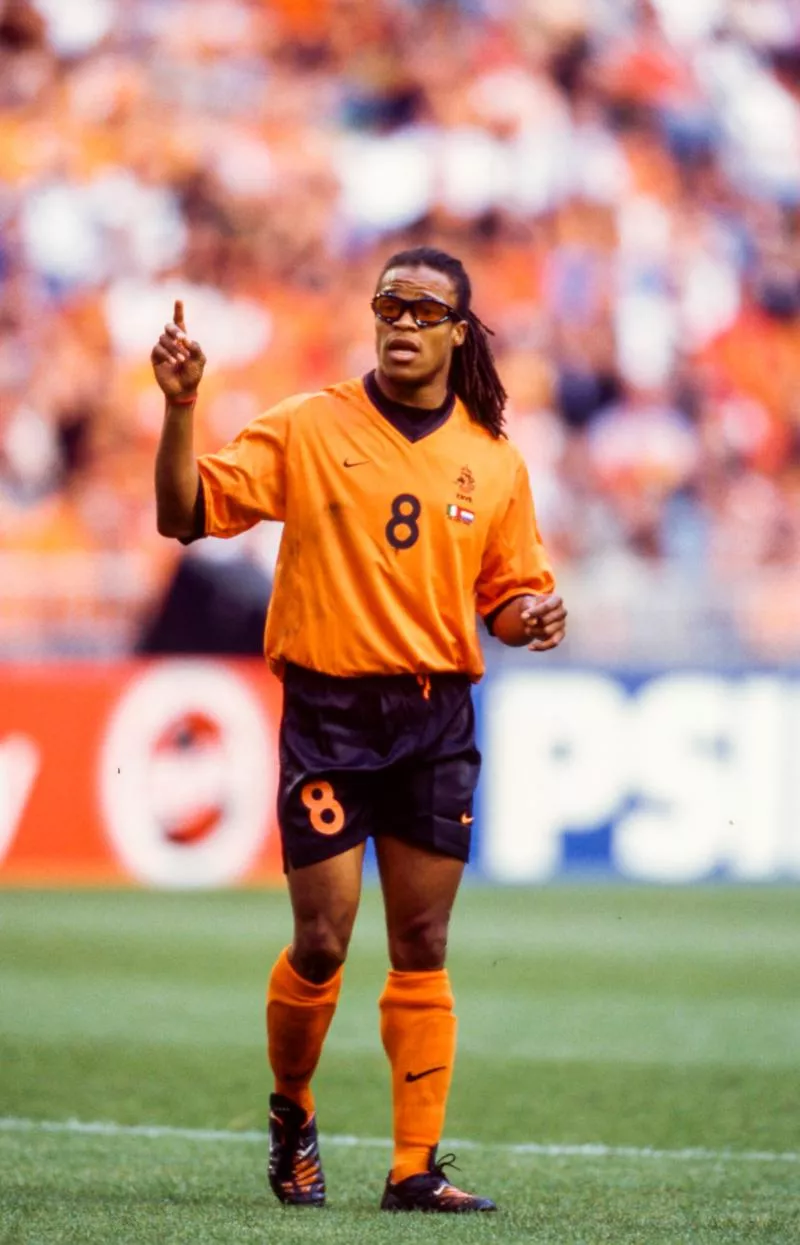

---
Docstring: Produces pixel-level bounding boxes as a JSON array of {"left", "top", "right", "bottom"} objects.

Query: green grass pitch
[{"left": 1, "top": 885, "right": 798, "bottom": 1243}]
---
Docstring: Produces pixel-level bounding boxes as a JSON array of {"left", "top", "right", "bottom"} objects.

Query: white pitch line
[{"left": 0, "top": 1117, "right": 797, "bottom": 1165}]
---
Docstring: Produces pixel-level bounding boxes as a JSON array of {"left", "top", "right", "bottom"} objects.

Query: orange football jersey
[{"left": 197, "top": 376, "right": 554, "bottom": 679}]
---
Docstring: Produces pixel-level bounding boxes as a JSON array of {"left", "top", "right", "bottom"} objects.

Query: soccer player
[{"left": 152, "top": 247, "right": 567, "bottom": 1213}]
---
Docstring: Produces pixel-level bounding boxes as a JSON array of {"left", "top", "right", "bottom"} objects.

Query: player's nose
[{"left": 392, "top": 307, "right": 417, "bottom": 329}]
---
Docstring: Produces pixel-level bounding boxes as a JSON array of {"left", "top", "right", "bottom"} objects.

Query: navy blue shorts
[{"left": 278, "top": 664, "right": 481, "bottom": 870}]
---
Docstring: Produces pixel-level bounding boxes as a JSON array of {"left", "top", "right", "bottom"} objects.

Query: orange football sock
[
  {"left": 379, "top": 968, "right": 457, "bottom": 1183},
  {"left": 267, "top": 947, "right": 342, "bottom": 1119}
]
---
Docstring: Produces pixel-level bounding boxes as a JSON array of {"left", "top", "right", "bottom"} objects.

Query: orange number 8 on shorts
[{"left": 301, "top": 781, "right": 345, "bottom": 836}]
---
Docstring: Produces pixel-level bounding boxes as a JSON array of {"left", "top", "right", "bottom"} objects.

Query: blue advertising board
[{"left": 473, "top": 666, "right": 800, "bottom": 882}]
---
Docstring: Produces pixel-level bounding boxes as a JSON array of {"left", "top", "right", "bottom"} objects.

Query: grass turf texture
[{"left": 1, "top": 887, "right": 798, "bottom": 1243}]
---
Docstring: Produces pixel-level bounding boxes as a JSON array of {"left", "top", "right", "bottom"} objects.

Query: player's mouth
[{"left": 385, "top": 336, "right": 421, "bottom": 362}]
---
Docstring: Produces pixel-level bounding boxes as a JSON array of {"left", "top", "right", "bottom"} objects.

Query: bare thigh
[{"left": 287, "top": 843, "right": 366, "bottom": 983}]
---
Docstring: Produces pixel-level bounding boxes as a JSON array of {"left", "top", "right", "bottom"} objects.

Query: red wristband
[{"left": 168, "top": 392, "right": 198, "bottom": 406}]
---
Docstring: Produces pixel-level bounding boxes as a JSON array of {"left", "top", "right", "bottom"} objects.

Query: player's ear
[{"left": 451, "top": 319, "right": 468, "bottom": 348}]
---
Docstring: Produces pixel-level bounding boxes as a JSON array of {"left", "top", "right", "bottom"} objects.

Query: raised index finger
[{"left": 174, "top": 299, "right": 186, "bottom": 331}]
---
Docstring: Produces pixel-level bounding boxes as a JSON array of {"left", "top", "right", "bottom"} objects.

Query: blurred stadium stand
[{"left": 1, "top": 0, "right": 799, "bottom": 662}]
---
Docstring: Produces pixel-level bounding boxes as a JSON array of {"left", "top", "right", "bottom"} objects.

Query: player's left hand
[{"left": 521, "top": 594, "right": 567, "bottom": 652}]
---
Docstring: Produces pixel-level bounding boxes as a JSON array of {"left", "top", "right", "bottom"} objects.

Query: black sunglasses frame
[{"left": 371, "top": 293, "right": 458, "bottom": 329}]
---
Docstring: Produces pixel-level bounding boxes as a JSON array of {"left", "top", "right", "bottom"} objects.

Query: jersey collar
[{"left": 363, "top": 370, "right": 455, "bottom": 444}]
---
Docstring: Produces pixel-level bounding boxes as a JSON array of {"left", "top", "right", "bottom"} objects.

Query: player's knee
[
  {"left": 292, "top": 916, "right": 350, "bottom": 982},
  {"left": 388, "top": 914, "right": 449, "bottom": 971}
]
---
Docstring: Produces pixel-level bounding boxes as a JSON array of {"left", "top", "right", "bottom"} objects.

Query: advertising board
[
  {"left": 2, "top": 661, "right": 798, "bottom": 885},
  {"left": 480, "top": 668, "right": 800, "bottom": 882},
  {"left": 0, "top": 661, "right": 283, "bottom": 885}
]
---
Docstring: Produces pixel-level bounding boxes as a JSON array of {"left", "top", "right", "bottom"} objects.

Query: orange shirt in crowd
[
  {"left": 701, "top": 307, "right": 800, "bottom": 432},
  {"left": 197, "top": 377, "right": 554, "bottom": 679}
]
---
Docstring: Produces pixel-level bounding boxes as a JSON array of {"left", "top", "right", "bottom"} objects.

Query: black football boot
[
  {"left": 267, "top": 1093, "right": 325, "bottom": 1207},
  {"left": 380, "top": 1148, "right": 496, "bottom": 1213}
]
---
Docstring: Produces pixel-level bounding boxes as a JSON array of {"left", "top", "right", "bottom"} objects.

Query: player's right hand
[{"left": 151, "top": 300, "right": 206, "bottom": 400}]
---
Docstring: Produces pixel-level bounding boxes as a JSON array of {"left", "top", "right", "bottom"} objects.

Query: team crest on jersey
[
  {"left": 456, "top": 466, "right": 475, "bottom": 493},
  {"left": 446, "top": 503, "right": 475, "bottom": 525}
]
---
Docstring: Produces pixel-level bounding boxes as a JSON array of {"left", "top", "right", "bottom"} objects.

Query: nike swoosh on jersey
[
  {"left": 404, "top": 1065, "right": 447, "bottom": 1083},
  {"left": 343, "top": 458, "right": 370, "bottom": 468},
  {"left": 460, "top": 812, "right": 474, "bottom": 825}
]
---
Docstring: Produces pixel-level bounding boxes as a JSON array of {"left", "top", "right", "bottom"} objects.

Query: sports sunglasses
[{"left": 371, "top": 293, "right": 458, "bottom": 328}]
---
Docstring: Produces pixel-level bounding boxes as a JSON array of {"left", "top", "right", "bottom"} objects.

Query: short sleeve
[
  {"left": 196, "top": 396, "right": 300, "bottom": 538},
  {"left": 475, "top": 454, "right": 555, "bottom": 618}
]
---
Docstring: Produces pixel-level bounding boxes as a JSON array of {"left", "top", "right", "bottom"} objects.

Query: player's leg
[
  {"left": 267, "top": 842, "right": 364, "bottom": 1207},
  {"left": 377, "top": 836, "right": 462, "bottom": 1177},
  {"left": 375, "top": 836, "right": 495, "bottom": 1212},
  {"left": 269, "top": 843, "right": 365, "bottom": 1105},
  {"left": 268, "top": 740, "right": 372, "bottom": 1207}
]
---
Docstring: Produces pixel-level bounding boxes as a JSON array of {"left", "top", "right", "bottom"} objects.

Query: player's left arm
[{"left": 476, "top": 454, "right": 567, "bottom": 653}]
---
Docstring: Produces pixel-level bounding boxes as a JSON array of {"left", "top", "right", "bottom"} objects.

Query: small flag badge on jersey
[{"left": 446, "top": 503, "right": 475, "bottom": 525}]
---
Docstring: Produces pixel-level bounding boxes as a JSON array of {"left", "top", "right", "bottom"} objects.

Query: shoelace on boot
[{"left": 431, "top": 1152, "right": 460, "bottom": 1181}]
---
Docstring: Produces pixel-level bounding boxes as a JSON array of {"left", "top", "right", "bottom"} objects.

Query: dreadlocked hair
[{"left": 378, "top": 246, "right": 507, "bottom": 439}]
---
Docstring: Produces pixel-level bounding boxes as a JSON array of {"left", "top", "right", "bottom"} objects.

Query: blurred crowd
[{"left": 1, "top": 0, "right": 800, "bottom": 660}]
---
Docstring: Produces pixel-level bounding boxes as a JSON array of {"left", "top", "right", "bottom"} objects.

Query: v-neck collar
[{"left": 363, "top": 370, "right": 455, "bottom": 444}]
